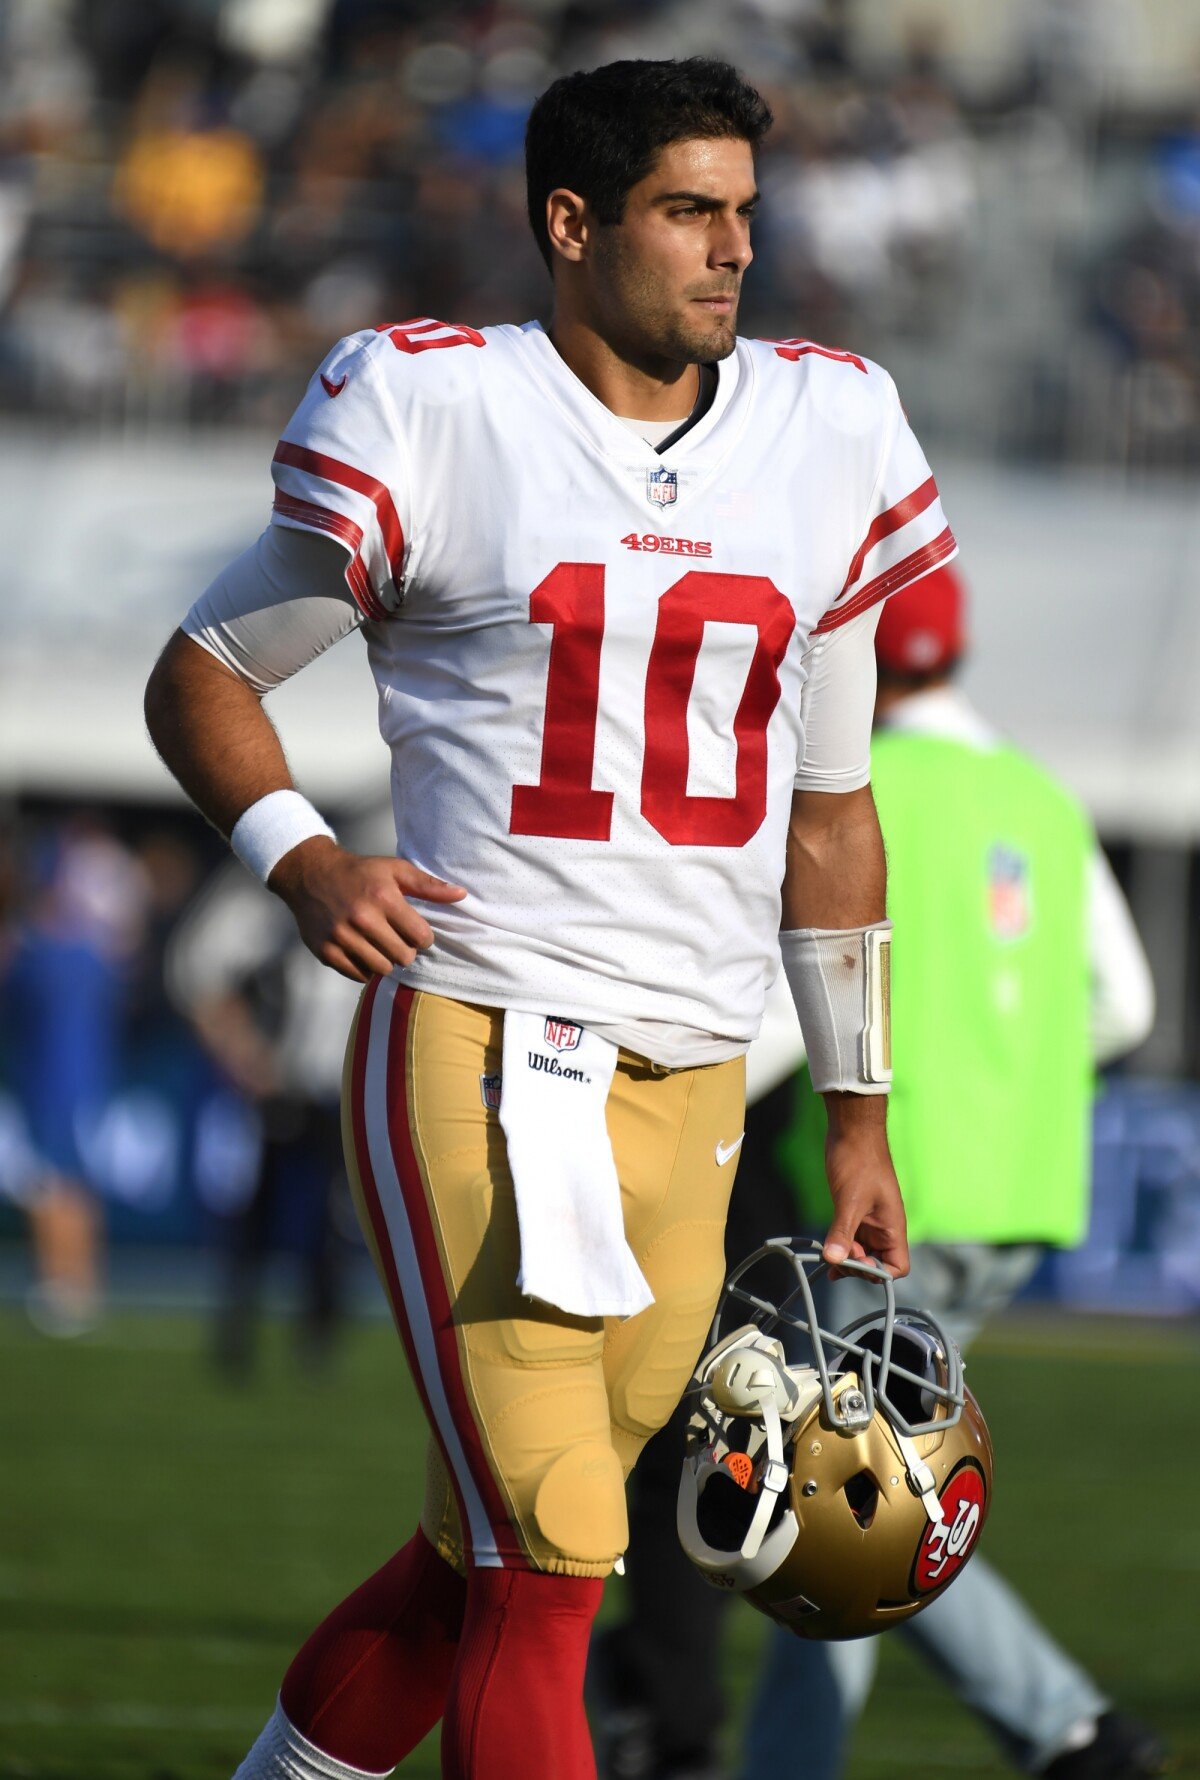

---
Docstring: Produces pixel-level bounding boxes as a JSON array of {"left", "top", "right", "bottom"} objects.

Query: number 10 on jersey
[{"left": 510, "top": 563, "right": 795, "bottom": 849}]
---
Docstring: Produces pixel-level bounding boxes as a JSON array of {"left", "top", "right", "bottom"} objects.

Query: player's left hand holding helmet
[{"left": 677, "top": 1238, "right": 993, "bottom": 1640}]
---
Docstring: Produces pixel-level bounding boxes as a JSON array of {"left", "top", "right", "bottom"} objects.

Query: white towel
[{"left": 499, "top": 1010, "right": 655, "bottom": 1319}]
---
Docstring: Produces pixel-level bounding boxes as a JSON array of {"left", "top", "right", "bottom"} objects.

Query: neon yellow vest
[{"left": 784, "top": 729, "right": 1093, "bottom": 1246}]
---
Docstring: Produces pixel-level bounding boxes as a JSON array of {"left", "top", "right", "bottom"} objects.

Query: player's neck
[{"left": 546, "top": 315, "right": 699, "bottom": 422}]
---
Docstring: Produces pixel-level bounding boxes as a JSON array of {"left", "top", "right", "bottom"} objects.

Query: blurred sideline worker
[
  {"left": 0, "top": 820, "right": 148, "bottom": 1334},
  {"left": 743, "top": 564, "right": 1161, "bottom": 1780},
  {"left": 164, "top": 815, "right": 387, "bottom": 1375},
  {"left": 142, "top": 59, "right": 939, "bottom": 1780}
]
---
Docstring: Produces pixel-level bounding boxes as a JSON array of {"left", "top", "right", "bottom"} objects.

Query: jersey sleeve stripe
[
  {"left": 814, "top": 525, "right": 957, "bottom": 634},
  {"left": 273, "top": 440, "right": 406, "bottom": 584},
  {"left": 271, "top": 491, "right": 388, "bottom": 621},
  {"left": 840, "top": 475, "right": 939, "bottom": 597}
]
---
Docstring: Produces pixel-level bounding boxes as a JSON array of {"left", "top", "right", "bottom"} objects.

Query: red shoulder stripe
[
  {"left": 273, "top": 440, "right": 405, "bottom": 586},
  {"left": 840, "top": 476, "right": 938, "bottom": 597},
  {"left": 815, "top": 526, "right": 956, "bottom": 634}
]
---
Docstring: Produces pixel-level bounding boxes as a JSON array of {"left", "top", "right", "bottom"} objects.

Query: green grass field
[{"left": 2, "top": 1305, "right": 1196, "bottom": 1779}]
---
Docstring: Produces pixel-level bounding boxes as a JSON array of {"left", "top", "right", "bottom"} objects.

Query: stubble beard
[
  {"left": 620, "top": 290, "right": 739, "bottom": 369},
  {"left": 666, "top": 307, "right": 738, "bottom": 363},
  {"left": 597, "top": 234, "right": 740, "bottom": 368}
]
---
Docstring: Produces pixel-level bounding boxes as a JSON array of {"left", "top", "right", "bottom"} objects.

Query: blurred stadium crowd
[{"left": 1, "top": 0, "right": 1200, "bottom": 463}]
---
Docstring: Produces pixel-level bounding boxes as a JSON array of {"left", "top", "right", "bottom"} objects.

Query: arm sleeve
[
  {"left": 794, "top": 604, "right": 881, "bottom": 793},
  {"left": 182, "top": 525, "right": 362, "bottom": 694},
  {"left": 816, "top": 376, "right": 957, "bottom": 635},
  {"left": 1088, "top": 846, "right": 1156, "bottom": 1064},
  {"left": 269, "top": 330, "right": 411, "bottom": 619}
]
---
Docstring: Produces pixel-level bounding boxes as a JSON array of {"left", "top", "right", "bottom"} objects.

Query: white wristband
[
  {"left": 230, "top": 790, "right": 336, "bottom": 884},
  {"left": 779, "top": 921, "right": 892, "bottom": 1095}
]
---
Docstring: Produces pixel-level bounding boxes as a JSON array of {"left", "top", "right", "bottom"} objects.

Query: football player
[{"left": 144, "top": 58, "right": 955, "bottom": 1780}]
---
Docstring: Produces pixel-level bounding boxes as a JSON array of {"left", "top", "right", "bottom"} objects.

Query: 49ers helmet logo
[{"left": 912, "top": 1460, "right": 987, "bottom": 1594}]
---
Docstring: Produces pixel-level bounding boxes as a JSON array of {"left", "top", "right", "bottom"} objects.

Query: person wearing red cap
[
  {"left": 872, "top": 556, "right": 966, "bottom": 678},
  {"left": 740, "top": 562, "right": 1165, "bottom": 1780}
]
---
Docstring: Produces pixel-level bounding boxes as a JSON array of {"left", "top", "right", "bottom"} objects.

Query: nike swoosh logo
[
  {"left": 715, "top": 1134, "right": 744, "bottom": 1167},
  {"left": 320, "top": 373, "right": 347, "bottom": 398}
]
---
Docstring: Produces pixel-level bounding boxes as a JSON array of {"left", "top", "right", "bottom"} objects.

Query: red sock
[
  {"left": 280, "top": 1529, "right": 466, "bottom": 1772},
  {"left": 441, "top": 1568, "right": 603, "bottom": 1780}
]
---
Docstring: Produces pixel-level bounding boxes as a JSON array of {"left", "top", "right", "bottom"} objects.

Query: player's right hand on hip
[{"left": 267, "top": 837, "right": 467, "bottom": 981}]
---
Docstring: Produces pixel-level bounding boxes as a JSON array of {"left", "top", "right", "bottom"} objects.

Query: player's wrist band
[
  {"left": 230, "top": 790, "right": 336, "bottom": 884},
  {"left": 779, "top": 920, "right": 892, "bottom": 1095}
]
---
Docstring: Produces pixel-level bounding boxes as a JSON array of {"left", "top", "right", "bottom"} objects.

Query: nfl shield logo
[
  {"left": 646, "top": 466, "right": 678, "bottom": 507},
  {"left": 544, "top": 1017, "right": 582, "bottom": 1053},
  {"left": 987, "top": 844, "right": 1031, "bottom": 941},
  {"left": 479, "top": 1072, "right": 502, "bottom": 1111}
]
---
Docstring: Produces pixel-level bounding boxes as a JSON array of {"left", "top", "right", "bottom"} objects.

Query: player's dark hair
[{"left": 525, "top": 58, "right": 773, "bottom": 271}]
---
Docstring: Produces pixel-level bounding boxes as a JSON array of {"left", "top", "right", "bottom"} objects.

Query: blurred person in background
[
  {"left": 742, "top": 565, "right": 1162, "bottom": 1780},
  {"left": 592, "top": 563, "right": 1162, "bottom": 1780},
  {"left": 112, "top": 69, "right": 264, "bottom": 262},
  {"left": 0, "top": 815, "right": 148, "bottom": 1333},
  {"left": 165, "top": 810, "right": 384, "bottom": 1378}
]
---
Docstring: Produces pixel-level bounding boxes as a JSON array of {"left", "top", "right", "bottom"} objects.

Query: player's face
[{"left": 591, "top": 136, "right": 758, "bottom": 365}]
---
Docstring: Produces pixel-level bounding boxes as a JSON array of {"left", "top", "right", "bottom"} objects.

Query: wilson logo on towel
[{"left": 527, "top": 1053, "right": 589, "bottom": 1084}]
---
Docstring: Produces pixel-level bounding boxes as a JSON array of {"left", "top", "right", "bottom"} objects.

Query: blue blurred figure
[{"left": 1, "top": 816, "right": 147, "bottom": 1331}]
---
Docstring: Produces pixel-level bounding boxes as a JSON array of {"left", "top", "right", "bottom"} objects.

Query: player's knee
[
  {"left": 532, "top": 1442, "right": 627, "bottom": 1567},
  {"left": 486, "top": 1374, "right": 626, "bottom": 1569}
]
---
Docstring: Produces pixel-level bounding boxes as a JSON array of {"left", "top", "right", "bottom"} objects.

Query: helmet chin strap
[
  {"left": 739, "top": 1387, "right": 791, "bottom": 1562},
  {"left": 896, "top": 1430, "right": 944, "bottom": 1524}
]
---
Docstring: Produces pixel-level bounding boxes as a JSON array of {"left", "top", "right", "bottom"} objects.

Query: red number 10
[{"left": 510, "top": 563, "right": 794, "bottom": 848}]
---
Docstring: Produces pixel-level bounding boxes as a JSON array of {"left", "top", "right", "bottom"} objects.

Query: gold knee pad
[
  {"left": 484, "top": 1369, "right": 626, "bottom": 1572},
  {"left": 421, "top": 1385, "right": 628, "bottom": 1575},
  {"left": 533, "top": 1442, "right": 627, "bottom": 1565}
]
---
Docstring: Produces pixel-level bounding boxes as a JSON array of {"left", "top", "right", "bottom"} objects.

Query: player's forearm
[
  {"left": 781, "top": 782, "right": 893, "bottom": 1130},
  {"left": 144, "top": 629, "right": 295, "bottom": 837},
  {"left": 781, "top": 783, "right": 886, "bottom": 930},
  {"left": 781, "top": 784, "right": 904, "bottom": 1270}
]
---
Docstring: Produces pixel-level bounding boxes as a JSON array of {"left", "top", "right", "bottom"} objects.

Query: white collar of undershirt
[
  {"left": 615, "top": 413, "right": 687, "bottom": 447},
  {"left": 880, "top": 685, "right": 1000, "bottom": 751}
]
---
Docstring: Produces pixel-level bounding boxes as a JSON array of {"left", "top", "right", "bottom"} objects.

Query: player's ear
[{"left": 546, "top": 188, "right": 590, "bottom": 265}]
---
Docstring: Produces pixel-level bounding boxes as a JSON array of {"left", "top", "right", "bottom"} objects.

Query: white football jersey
[{"left": 269, "top": 318, "right": 956, "bottom": 1060}]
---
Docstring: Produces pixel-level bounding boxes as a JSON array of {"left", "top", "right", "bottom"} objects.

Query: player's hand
[
  {"left": 821, "top": 1094, "right": 909, "bottom": 1279},
  {"left": 267, "top": 837, "right": 467, "bottom": 982}
]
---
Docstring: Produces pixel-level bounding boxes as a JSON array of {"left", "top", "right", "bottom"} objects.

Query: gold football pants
[{"left": 342, "top": 979, "right": 744, "bottom": 1578}]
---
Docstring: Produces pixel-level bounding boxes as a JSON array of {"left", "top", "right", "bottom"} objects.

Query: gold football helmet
[{"left": 677, "top": 1238, "right": 993, "bottom": 1640}]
